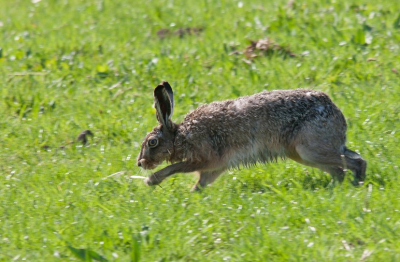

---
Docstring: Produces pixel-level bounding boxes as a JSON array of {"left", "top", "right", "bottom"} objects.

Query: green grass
[{"left": 1, "top": 0, "right": 400, "bottom": 261}]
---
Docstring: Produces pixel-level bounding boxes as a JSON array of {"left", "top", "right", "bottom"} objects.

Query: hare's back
[
  {"left": 184, "top": 88, "right": 346, "bottom": 140},
  {"left": 185, "top": 89, "right": 343, "bottom": 123},
  {"left": 255, "top": 89, "right": 344, "bottom": 121}
]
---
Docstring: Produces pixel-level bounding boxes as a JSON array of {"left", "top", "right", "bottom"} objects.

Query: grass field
[{"left": 1, "top": 0, "right": 400, "bottom": 261}]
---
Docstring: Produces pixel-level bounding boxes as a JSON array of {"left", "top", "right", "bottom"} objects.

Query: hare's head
[{"left": 137, "top": 81, "right": 176, "bottom": 170}]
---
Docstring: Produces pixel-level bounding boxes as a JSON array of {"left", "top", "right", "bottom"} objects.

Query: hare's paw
[{"left": 144, "top": 174, "right": 162, "bottom": 186}]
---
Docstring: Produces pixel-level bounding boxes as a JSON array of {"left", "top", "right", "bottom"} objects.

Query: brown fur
[{"left": 137, "top": 81, "right": 366, "bottom": 191}]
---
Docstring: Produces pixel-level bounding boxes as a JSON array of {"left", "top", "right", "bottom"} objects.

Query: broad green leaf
[
  {"left": 394, "top": 13, "right": 400, "bottom": 29},
  {"left": 67, "top": 246, "right": 108, "bottom": 262},
  {"left": 353, "top": 29, "right": 366, "bottom": 45},
  {"left": 130, "top": 234, "right": 142, "bottom": 262}
]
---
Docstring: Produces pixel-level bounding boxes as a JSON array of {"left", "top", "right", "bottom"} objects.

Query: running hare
[{"left": 137, "top": 81, "right": 366, "bottom": 191}]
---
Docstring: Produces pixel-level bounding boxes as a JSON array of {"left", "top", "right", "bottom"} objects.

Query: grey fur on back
[
  {"left": 172, "top": 89, "right": 346, "bottom": 167},
  {"left": 137, "top": 82, "right": 366, "bottom": 191}
]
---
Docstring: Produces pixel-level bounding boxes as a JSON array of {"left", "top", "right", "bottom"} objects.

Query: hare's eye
[{"left": 148, "top": 138, "right": 158, "bottom": 148}]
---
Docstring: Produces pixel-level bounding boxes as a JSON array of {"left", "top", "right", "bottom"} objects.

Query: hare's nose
[{"left": 137, "top": 160, "right": 142, "bottom": 167}]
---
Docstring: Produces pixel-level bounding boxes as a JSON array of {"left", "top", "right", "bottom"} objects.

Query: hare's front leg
[
  {"left": 191, "top": 169, "right": 225, "bottom": 192},
  {"left": 145, "top": 161, "right": 205, "bottom": 186}
]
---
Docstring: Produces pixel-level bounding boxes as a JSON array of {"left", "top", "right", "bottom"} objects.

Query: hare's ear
[{"left": 154, "top": 81, "right": 174, "bottom": 130}]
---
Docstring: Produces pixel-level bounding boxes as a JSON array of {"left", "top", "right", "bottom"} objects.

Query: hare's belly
[{"left": 224, "top": 143, "right": 286, "bottom": 169}]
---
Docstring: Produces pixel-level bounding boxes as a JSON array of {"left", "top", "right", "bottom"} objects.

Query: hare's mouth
[{"left": 138, "top": 159, "right": 158, "bottom": 170}]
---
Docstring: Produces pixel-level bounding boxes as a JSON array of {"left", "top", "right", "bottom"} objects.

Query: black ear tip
[
  {"left": 161, "top": 81, "right": 172, "bottom": 90},
  {"left": 154, "top": 81, "right": 173, "bottom": 95},
  {"left": 154, "top": 81, "right": 170, "bottom": 91}
]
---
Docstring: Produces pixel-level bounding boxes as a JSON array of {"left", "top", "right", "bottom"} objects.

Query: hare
[{"left": 137, "top": 81, "right": 366, "bottom": 191}]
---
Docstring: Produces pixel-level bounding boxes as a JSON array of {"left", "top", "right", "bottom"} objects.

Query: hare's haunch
[{"left": 137, "top": 81, "right": 366, "bottom": 191}]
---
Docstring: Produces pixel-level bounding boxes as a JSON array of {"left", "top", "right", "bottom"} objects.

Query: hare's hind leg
[
  {"left": 191, "top": 169, "right": 224, "bottom": 192},
  {"left": 294, "top": 144, "right": 366, "bottom": 185},
  {"left": 343, "top": 147, "right": 367, "bottom": 185}
]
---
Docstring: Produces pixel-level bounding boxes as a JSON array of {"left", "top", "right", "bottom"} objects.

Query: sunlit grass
[{"left": 1, "top": 0, "right": 400, "bottom": 261}]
